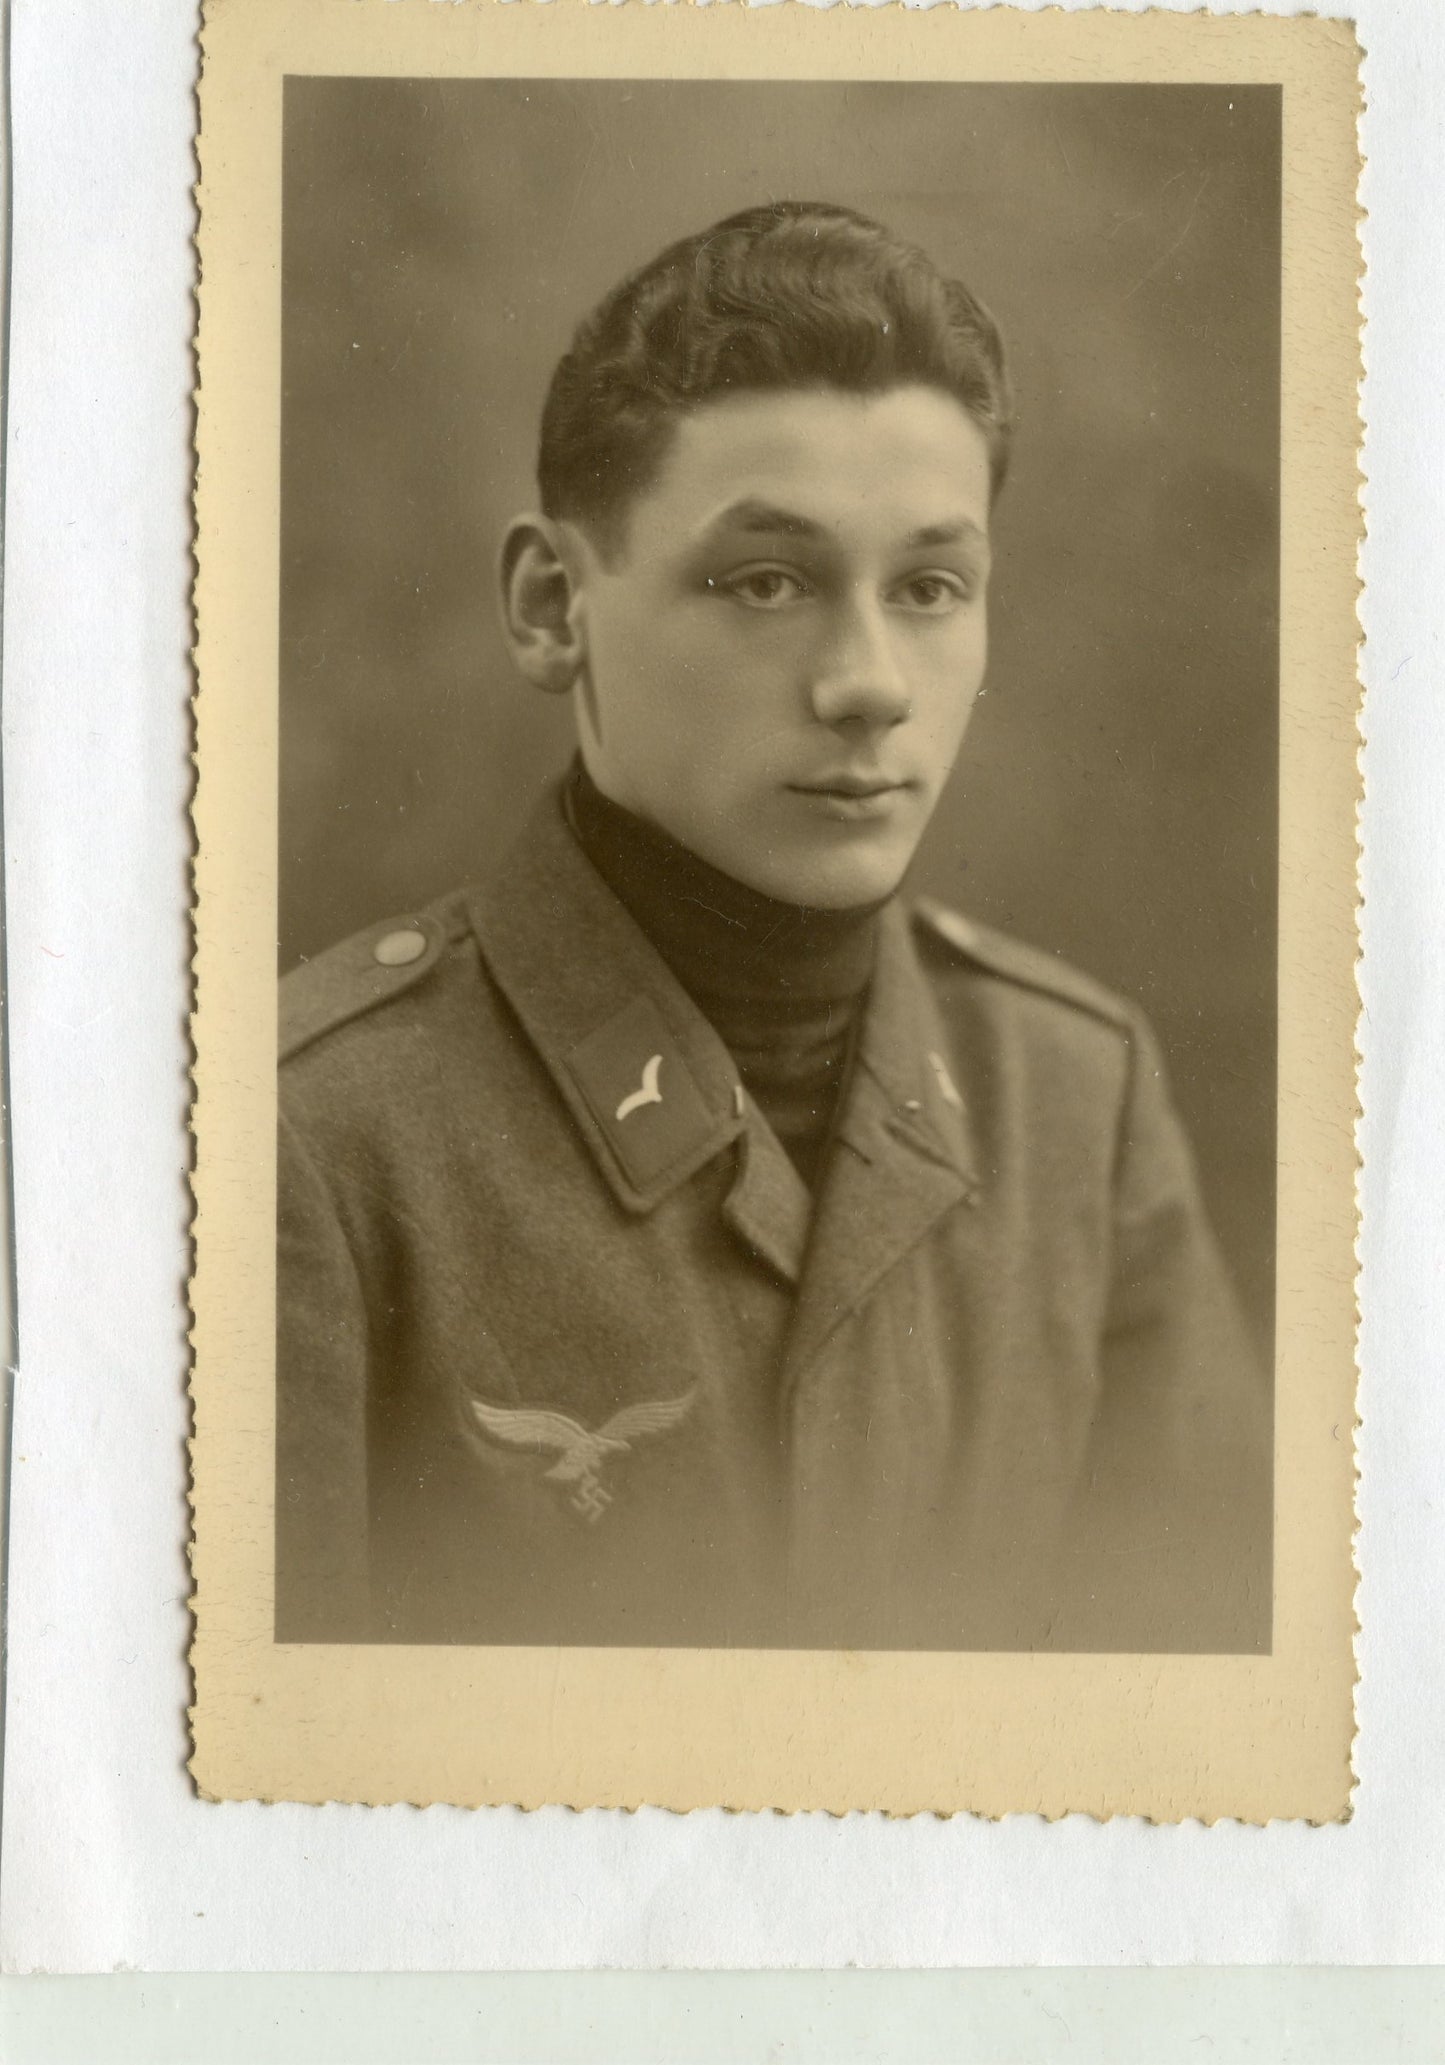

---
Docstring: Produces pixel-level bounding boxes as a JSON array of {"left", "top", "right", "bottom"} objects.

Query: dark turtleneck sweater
[{"left": 563, "top": 760, "right": 883, "bottom": 1191}]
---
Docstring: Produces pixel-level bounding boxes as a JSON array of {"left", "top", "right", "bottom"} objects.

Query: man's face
[{"left": 568, "top": 383, "right": 994, "bottom": 909}]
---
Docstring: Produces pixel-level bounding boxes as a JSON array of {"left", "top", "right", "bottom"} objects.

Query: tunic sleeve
[
  {"left": 274, "top": 1104, "right": 374, "bottom": 1640},
  {"left": 1067, "top": 1010, "right": 1274, "bottom": 1652}
]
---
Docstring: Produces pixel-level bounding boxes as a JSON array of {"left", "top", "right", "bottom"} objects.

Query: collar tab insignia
[
  {"left": 926, "top": 1048, "right": 966, "bottom": 1112},
  {"left": 567, "top": 994, "right": 723, "bottom": 1194},
  {"left": 615, "top": 1052, "right": 664, "bottom": 1122}
]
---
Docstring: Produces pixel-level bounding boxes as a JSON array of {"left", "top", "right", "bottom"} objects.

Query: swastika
[{"left": 572, "top": 1478, "right": 614, "bottom": 1523}]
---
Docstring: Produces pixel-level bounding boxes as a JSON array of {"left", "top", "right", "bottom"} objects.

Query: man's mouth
[
  {"left": 786, "top": 775, "right": 916, "bottom": 821},
  {"left": 789, "top": 773, "right": 913, "bottom": 799}
]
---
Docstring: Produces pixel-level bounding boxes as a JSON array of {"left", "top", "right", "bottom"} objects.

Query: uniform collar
[
  {"left": 467, "top": 785, "right": 981, "bottom": 1299},
  {"left": 843, "top": 904, "right": 980, "bottom": 1187},
  {"left": 465, "top": 785, "right": 746, "bottom": 1216},
  {"left": 780, "top": 908, "right": 983, "bottom": 1375}
]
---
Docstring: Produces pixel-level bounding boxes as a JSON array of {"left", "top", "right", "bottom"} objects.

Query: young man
[{"left": 277, "top": 202, "right": 1271, "bottom": 1652}]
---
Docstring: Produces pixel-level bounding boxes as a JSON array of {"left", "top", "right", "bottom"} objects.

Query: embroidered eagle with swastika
[{"left": 468, "top": 1389, "right": 698, "bottom": 1520}]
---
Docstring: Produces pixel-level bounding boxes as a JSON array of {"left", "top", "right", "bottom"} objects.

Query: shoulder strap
[
  {"left": 911, "top": 896, "right": 1133, "bottom": 1032},
  {"left": 279, "top": 902, "right": 467, "bottom": 1063}
]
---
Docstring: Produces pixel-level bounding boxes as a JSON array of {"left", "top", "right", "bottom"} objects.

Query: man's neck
[{"left": 562, "top": 758, "right": 885, "bottom": 1007}]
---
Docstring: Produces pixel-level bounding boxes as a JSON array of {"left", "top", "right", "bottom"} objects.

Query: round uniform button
[{"left": 373, "top": 926, "right": 427, "bottom": 968}]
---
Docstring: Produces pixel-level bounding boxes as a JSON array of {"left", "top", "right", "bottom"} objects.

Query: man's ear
[{"left": 498, "top": 515, "right": 591, "bottom": 696}]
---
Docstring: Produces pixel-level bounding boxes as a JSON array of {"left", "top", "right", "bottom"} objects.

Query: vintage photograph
[
  {"left": 190, "top": 0, "right": 1359, "bottom": 1817},
  {"left": 275, "top": 78, "right": 1278, "bottom": 1655}
]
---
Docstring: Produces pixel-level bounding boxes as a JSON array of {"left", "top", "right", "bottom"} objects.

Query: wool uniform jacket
[{"left": 277, "top": 784, "right": 1272, "bottom": 1653}]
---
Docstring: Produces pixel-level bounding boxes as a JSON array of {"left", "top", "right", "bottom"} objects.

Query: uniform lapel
[
  {"left": 782, "top": 904, "right": 982, "bottom": 1384},
  {"left": 467, "top": 787, "right": 811, "bottom": 1285},
  {"left": 720, "top": 1102, "right": 813, "bottom": 1285}
]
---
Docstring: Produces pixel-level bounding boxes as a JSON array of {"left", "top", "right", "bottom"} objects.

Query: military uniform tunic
[{"left": 277, "top": 784, "right": 1271, "bottom": 1652}]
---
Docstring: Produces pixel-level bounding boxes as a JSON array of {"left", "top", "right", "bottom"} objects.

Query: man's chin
[
  {"left": 678, "top": 810, "right": 918, "bottom": 911},
  {"left": 744, "top": 850, "right": 912, "bottom": 913}
]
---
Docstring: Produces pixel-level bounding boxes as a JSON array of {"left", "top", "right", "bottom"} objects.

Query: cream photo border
[{"left": 190, "top": 0, "right": 1361, "bottom": 1819}]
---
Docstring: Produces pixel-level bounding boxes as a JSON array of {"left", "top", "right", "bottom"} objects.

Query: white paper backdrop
[{"left": 2, "top": 0, "right": 1441, "bottom": 1974}]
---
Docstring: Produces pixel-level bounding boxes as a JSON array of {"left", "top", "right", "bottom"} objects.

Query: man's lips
[
  {"left": 787, "top": 774, "right": 915, "bottom": 798},
  {"left": 784, "top": 775, "right": 918, "bottom": 823}
]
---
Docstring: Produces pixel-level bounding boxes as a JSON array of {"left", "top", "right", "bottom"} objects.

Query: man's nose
[{"left": 807, "top": 596, "right": 912, "bottom": 731}]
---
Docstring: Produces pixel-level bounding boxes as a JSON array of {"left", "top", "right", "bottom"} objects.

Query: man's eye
[
  {"left": 715, "top": 567, "right": 808, "bottom": 608},
  {"left": 895, "top": 572, "right": 971, "bottom": 612}
]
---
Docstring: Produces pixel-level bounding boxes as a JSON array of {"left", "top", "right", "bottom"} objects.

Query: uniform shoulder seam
[
  {"left": 911, "top": 897, "right": 1134, "bottom": 1032},
  {"left": 279, "top": 896, "right": 472, "bottom": 1065}
]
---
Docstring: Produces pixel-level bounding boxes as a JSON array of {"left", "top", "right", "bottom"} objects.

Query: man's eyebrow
[
  {"left": 903, "top": 518, "right": 991, "bottom": 552},
  {"left": 707, "top": 499, "right": 827, "bottom": 539},
  {"left": 702, "top": 501, "right": 991, "bottom": 553}
]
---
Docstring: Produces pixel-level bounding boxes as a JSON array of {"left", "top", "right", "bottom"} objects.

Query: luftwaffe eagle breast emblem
[{"left": 468, "top": 1388, "right": 698, "bottom": 1521}]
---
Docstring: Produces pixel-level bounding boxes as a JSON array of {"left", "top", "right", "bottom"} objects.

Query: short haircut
[{"left": 537, "top": 200, "right": 1015, "bottom": 548}]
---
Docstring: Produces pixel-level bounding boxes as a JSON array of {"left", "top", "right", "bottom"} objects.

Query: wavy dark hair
[{"left": 537, "top": 200, "right": 1014, "bottom": 548}]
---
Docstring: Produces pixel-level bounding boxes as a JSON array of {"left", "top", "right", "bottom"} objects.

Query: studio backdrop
[{"left": 279, "top": 79, "right": 1280, "bottom": 1341}]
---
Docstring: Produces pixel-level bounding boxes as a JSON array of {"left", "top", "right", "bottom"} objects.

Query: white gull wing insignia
[
  {"left": 468, "top": 1398, "right": 612, "bottom": 1483},
  {"left": 926, "top": 1048, "right": 965, "bottom": 1111},
  {"left": 596, "top": 1388, "right": 698, "bottom": 1445},
  {"left": 615, "top": 1052, "right": 664, "bottom": 1123}
]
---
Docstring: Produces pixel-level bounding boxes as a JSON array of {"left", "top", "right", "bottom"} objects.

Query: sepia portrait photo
[{"left": 190, "top": 2, "right": 1360, "bottom": 1817}]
